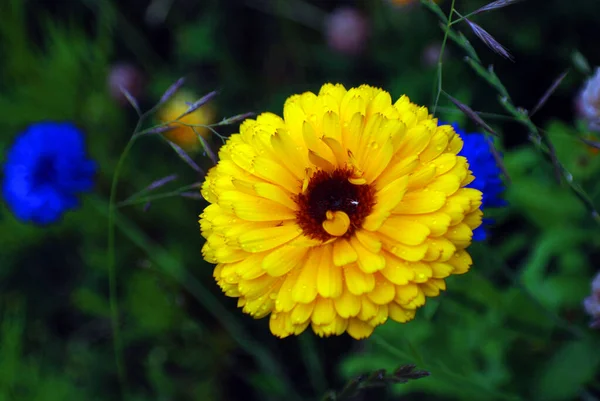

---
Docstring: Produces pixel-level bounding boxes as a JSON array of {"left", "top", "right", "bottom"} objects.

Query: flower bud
[
  {"left": 325, "top": 7, "right": 370, "bottom": 56},
  {"left": 107, "top": 63, "right": 145, "bottom": 106},
  {"left": 577, "top": 68, "right": 600, "bottom": 130}
]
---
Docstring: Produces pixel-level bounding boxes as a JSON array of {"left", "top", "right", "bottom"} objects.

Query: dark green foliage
[{"left": 1, "top": 0, "right": 599, "bottom": 400}]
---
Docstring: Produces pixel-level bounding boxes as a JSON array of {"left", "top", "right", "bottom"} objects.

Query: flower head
[
  {"left": 158, "top": 90, "right": 216, "bottom": 151},
  {"left": 199, "top": 84, "right": 482, "bottom": 339},
  {"left": 449, "top": 123, "right": 505, "bottom": 241},
  {"left": 108, "top": 62, "right": 145, "bottom": 106},
  {"left": 584, "top": 272, "right": 600, "bottom": 329},
  {"left": 2, "top": 122, "right": 96, "bottom": 225},
  {"left": 325, "top": 7, "right": 370, "bottom": 56},
  {"left": 577, "top": 68, "right": 600, "bottom": 130}
]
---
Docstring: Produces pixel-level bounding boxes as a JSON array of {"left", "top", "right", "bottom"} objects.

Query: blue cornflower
[
  {"left": 2, "top": 122, "right": 96, "bottom": 225},
  {"left": 447, "top": 122, "right": 506, "bottom": 240}
]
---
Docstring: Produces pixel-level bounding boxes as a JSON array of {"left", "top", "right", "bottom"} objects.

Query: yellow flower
[
  {"left": 199, "top": 84, "right": 482, "bottom": 339},
  {"left": 158, "top": 90, "right": 215, "bottom": 152}
]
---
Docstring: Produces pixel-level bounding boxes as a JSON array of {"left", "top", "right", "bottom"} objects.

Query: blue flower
[
  {"left": 2, "top": 122, "right": 96, "bottom": 225},
  {"left": 446, "top": 122, "right": 506, "bottom": 240}
]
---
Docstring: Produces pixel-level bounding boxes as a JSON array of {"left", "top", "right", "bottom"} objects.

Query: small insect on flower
[
  {"left": 157, "top": 90, "right": 216, "bottom": 152},
  {"left": 2, "top": 122, "right": 96, "bottom": 225},
  {"left": 199, "top": 84, "right": 484, "bottom": 339}
]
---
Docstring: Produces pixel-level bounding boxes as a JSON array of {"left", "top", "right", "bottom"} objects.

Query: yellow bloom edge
[{"left": 199, "top": 83, "right": 482, "bottom": 339}]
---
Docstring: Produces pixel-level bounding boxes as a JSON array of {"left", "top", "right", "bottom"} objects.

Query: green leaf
[
  {"left": 126, "top": 271, "right": 177, "bottom": 335},
  {"left": 420, "top": 0, "right": 448, "bottom": 23},
  {"left": 536, "top": 339, "right": 600, "bottom": 401},
  {"left": 71, "top": 288, "right": 111, "bottom": 318},
  {"left": 176, "top": 20, "right": 217, "bottom": 63}
]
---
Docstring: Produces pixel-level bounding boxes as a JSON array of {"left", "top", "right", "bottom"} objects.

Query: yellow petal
[
  {"left": 334, "top": 284, "right": 361, "bottom": 318},
  {"left": 409, "top": 212, "right": 452, "bottom": 237},
  {"left": 368, "top": 304, "right": 388, "bottom": 326},
  {"left": 342, "top": 113, "right": 364, "bottom": 154},
  {"left": 319, "top": 83, "right": 347, "bottom": 103},
  {"left": 405, "top": 287, "right": 426, "bottom": 309},
  {"left": 376, "top": 155, "right": 418, "bottom": 190},
  {"left": 238, "top": 274, "right": 279, "bottom": 299},
  {"left": 322, "top": 136, "right": 347, "bottom": 166},
  {"left": 411, "top": 262, "right": 433, "bottom": 283},
  {"left": 429, "top": 153, "right": 457, "bottom": 176},
  {"left": 445, "top": 222, "right": 473, "bottom": 248},
  {"left": 312, "top": 315, "right": 348, "bottom": 337},
  {"left": 262, "top": 242, "right": 309, "bottom": 277},
  {"left": 427, "top": 174, "right": 461, "bottom": 195},
  {"left": 317, "top": 246, "right": 343, "bottom": 298},
  {"left": 380, "top": 253, "right": 415, "bottom": 284},
  {"left": 238, "top": 224, "right": 302, "bottom": 253},
  {"left": 234, "top": 254, "right": 267, "bottom": 280},
  {"left": 448, "top": 250, "right": 472, "bottom": 274},
  {"left": 354, "top": 229, "right": 382, "bottom": 253},
  {"left": 311, "top": 297, "right": 337, "bottom": 325},
  {"left": 357, "top": 297, "right": 378, "bottom": 321},
  {"left": 253, "top": 182, "right": 298, "bottom": 210},
  {"left": 219, "top": 191, "right": 296, "bottom": 221},
  {"left": 367, "top": 273, "right": 396, "bottom": 304},
  {"left": 463, "top": 209, "right": 483, "bottom": 231},
  {"left": 420, "top": 129, "right": 449, "bottom": 163},
  {"left": 383, "top": 240, "right": 428, "bottom": 262},
  {"left": 343, "top": 263, "right": 375, "bottom": 295},
  {"left": 253, "top": 156, "right": 301, "bottom": 193},
  {"left": 291, "top": 302, "right": 315, "bottom": 325},
  {"left": 274, "top": 268, "right": 301, "bottom": 312},
  {"left": 269, "top": 312, "right": 294, "bottom": 338},
  {"left": 378, "top": 217, "right": 431, "bottom": 246},
  {"left": 346, "top": 318, "right": 375, "bottom": 339},
  {"left": 332, "top": 238, "right": 358, "bottom": 266},
  {"left": 322, "top": 210, "right": 351, "bottom": 236},
  {"left": 393, "top": 189, "right": 446, "bottom": 214},
  {"left": 395, "top": 125, "right": 431, "bottom": 160},
  {"left": 362, "top": 175, "right": 409, "bottom": 231},
  {"left": 350, "top": 236, "right": 386, "bottom": 273},
  {"left": 292, "top": 247, "right": 322, "bottom": 303},
  {"left": 407, "top": 164, "right": 436, "bottom": 189},
  {"left": 243, "top": 292, "right": 276, "bottom": 318},
  {"left": 270, "top": 128, "right": 308, "bottom": 179},
  {"left": 394, "top": 283, "right": 419, "bottom": 305},
  {"left": 388, "top": 303, "right": 416, "bottom": 323},
  {"left": 309, "top": 149, "right": 336, "bottom": 172},
  {"left": 214, "top": 247, "right": 249, "bottom": 264},
  {"left": 431, "top": 262, "right": 454, "bottom": 278},
  {"left": 423, "top": 237, "right": 457, "bottom": 262}
]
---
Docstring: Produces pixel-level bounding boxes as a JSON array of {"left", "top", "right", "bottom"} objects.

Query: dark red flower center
[{"left": 294, "top": 168, "right": 376, "bottom": 241}]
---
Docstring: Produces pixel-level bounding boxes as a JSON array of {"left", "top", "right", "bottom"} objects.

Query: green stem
[
  {"left": 432, "top": 0, "right": 456, "bottom": 115},
  {"left": 94, "top": 195, "right": 301, "bottom": 401},
  {"left": 107, "top": 134, "right": 139, "bottom": 399},
  {"left": 118, "top": 182, "right": 201, "bottom": 207},
  {"left": 299, "top": 333, "right": 327, "bottom": 396}
]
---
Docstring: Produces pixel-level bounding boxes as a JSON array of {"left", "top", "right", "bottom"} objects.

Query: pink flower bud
[
  {"left": 584, "top": 271, "right": 600, "bottom": 328},
  {"left": 421, "top": 42, "right": 447, "bottom": 68},
  {"left": 325, "top": 7, "right": 370, "bottom": 56},
  {"left": 108, "top": 63, "right": 145, "bottom": 106},
  {"left": 577, "top": 68, "right": 600, "bottom": 129}
]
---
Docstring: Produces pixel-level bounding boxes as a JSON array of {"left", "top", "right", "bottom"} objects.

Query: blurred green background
[{"left": 1, "top": 0, "right": 600, "bottom": 400}]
